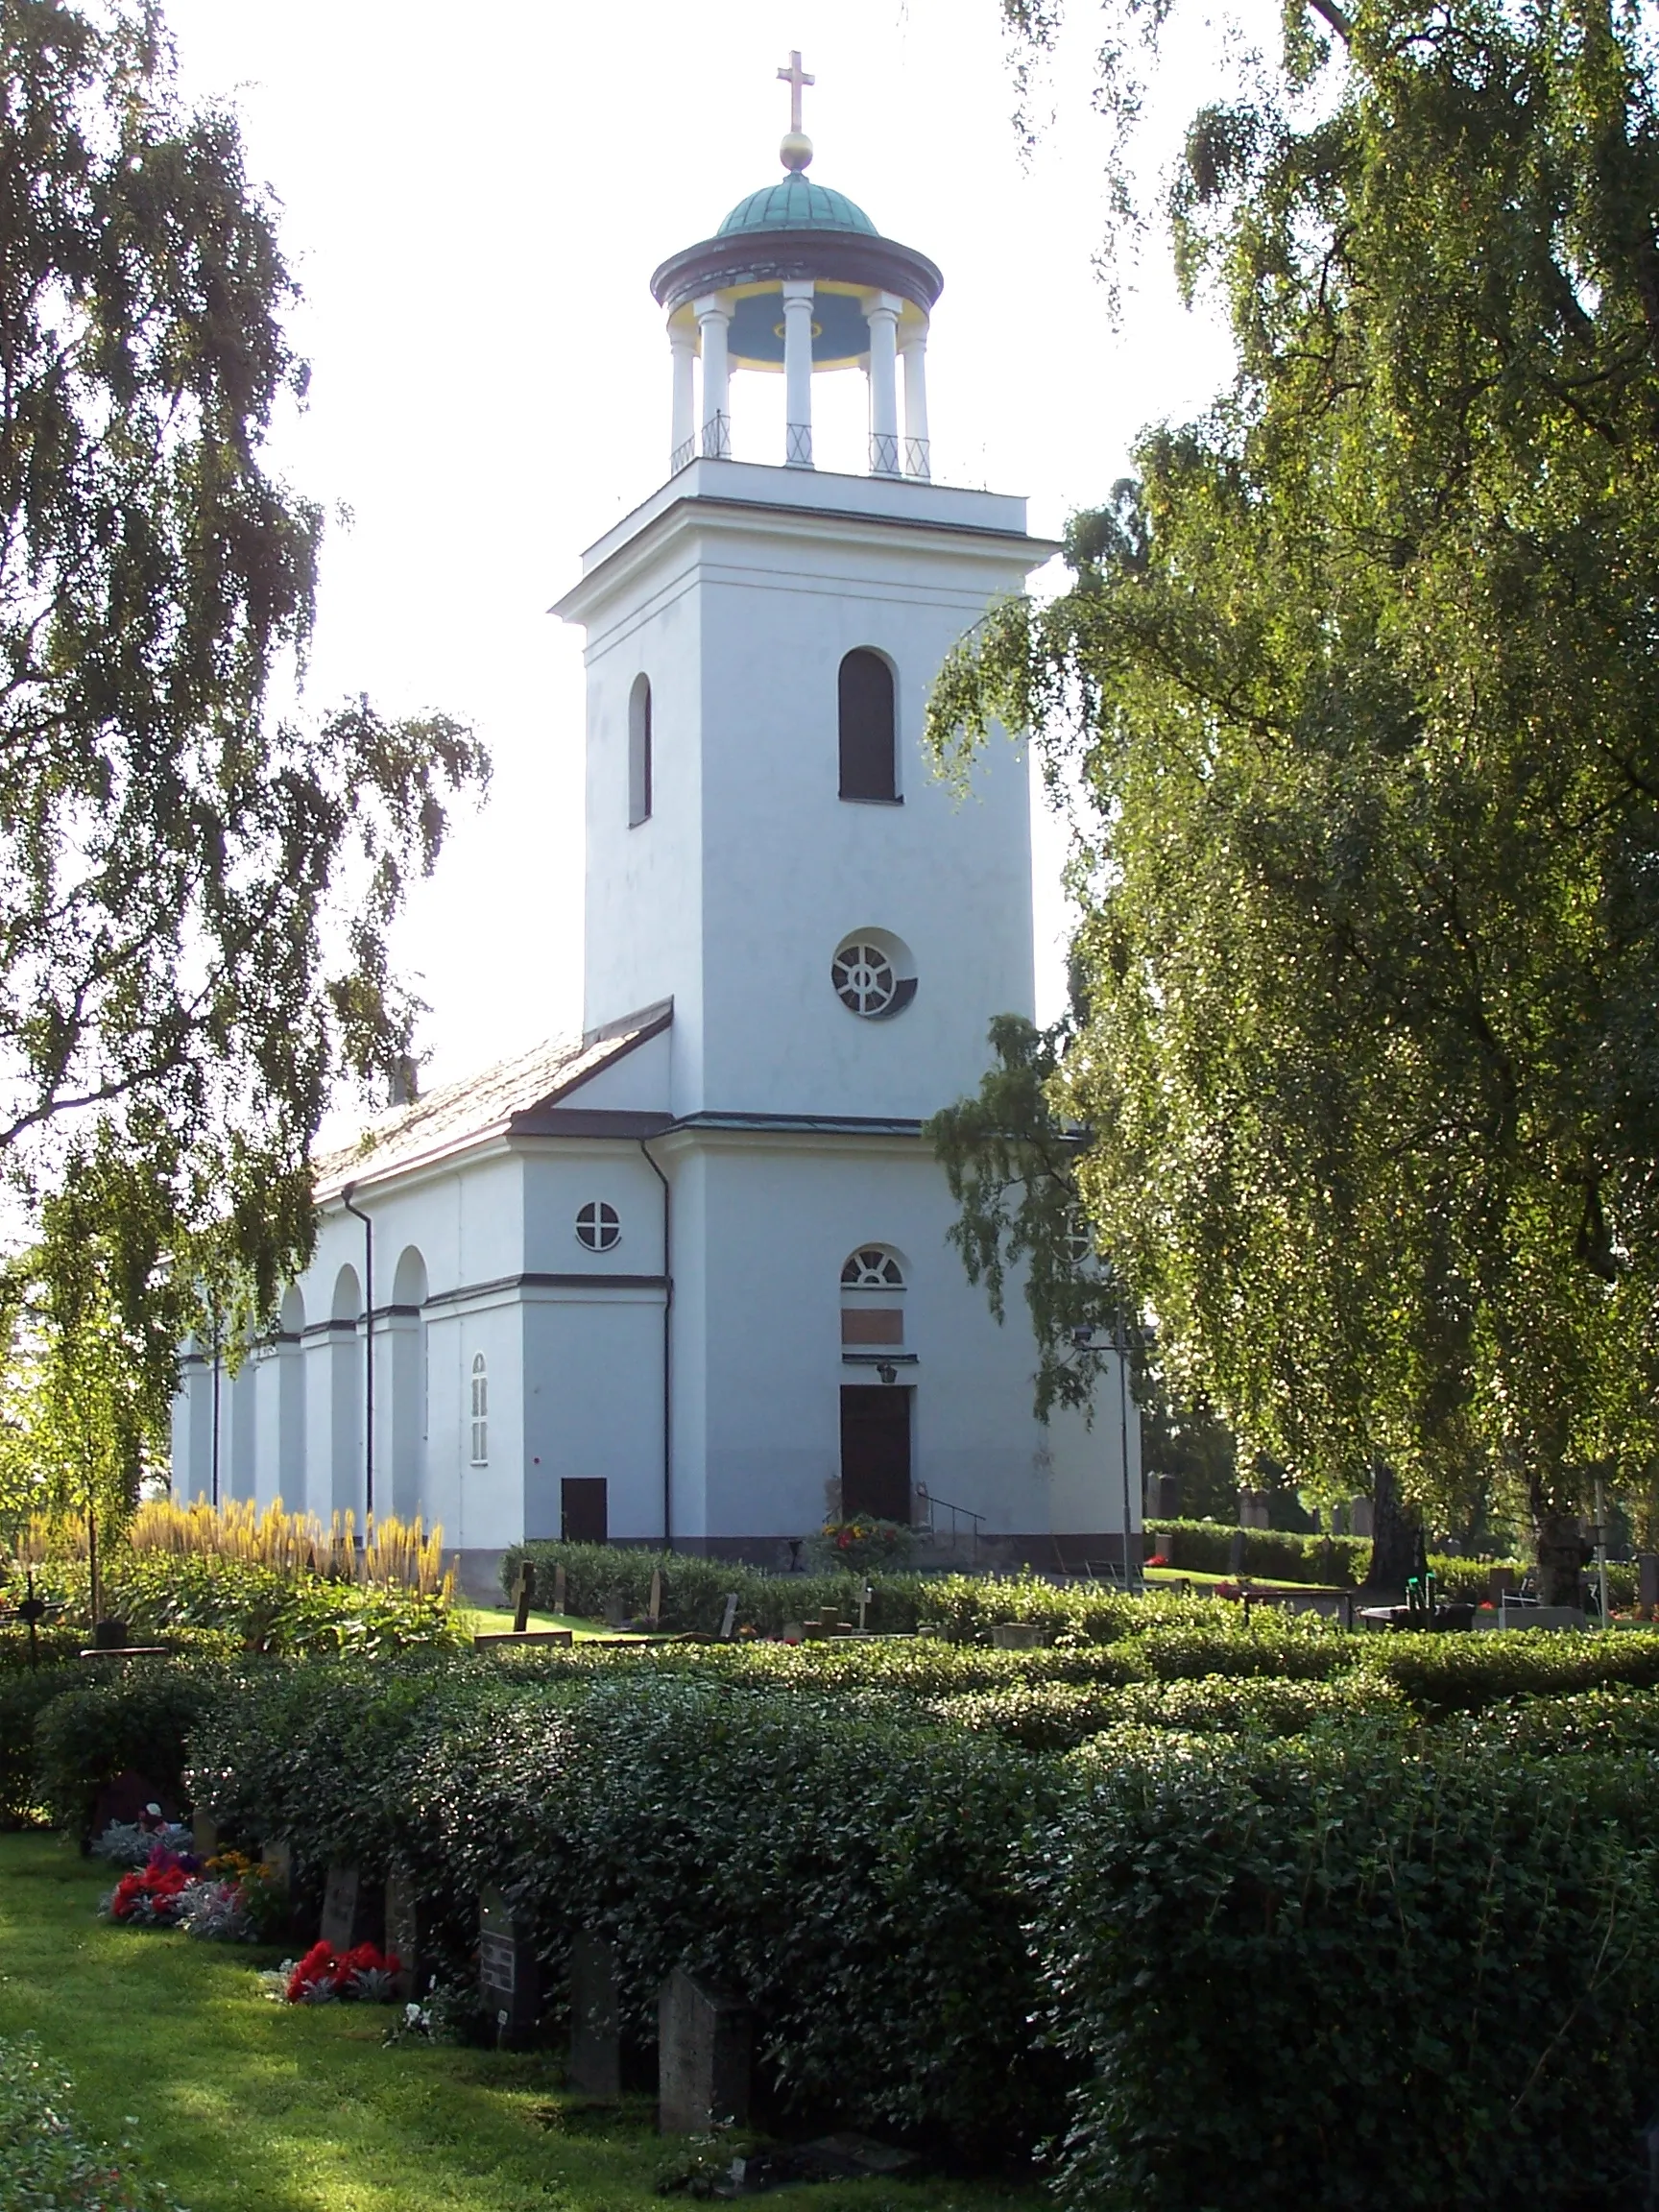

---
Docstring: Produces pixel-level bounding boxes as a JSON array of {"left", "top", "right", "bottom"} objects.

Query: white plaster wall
[
  {"left": 520, "top": 1144, "right": 666, "bottom": 1278},
  {"left": 571, "top": 466, "right": 1043, "bottom": 1120},
  {"left": 521, "top": 1291, "right": 664, "bottom": 1541},
  {"left": 669, "top": 1131, "right": 1138, "bottom": 1546},
  {"left": 252, "top": 1348, "right": 283, "bottom": 1509}
]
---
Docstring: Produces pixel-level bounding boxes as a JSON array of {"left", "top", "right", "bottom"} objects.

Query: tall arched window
[
  {"left": 838, "top": 650, "right": 897, "bottom": 803},
  {"left": 629, "top": 672, "right": 653, "bottom": 826},
  {"left": 469, "top": 1353, "right": 489, "bottom": 1467}
]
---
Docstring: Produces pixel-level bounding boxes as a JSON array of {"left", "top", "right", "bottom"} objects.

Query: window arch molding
[
  {"left": 628, "top": 672, "right": 653, "bottom": 827},
  {"left": 838, "top": 648, "right": 899, "bottom": 804}
]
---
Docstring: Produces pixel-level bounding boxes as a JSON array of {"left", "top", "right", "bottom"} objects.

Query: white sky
[{"left": 161, "top": 0, "right": 1237, "bottom": 1100}]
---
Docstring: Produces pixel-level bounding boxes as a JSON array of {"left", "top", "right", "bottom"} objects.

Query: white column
[
  {"left": 695, "top": 294, "right": 731, "bottom": 460},
  {"left": 669, "top": 323, "right": 696, "bottom": 471},
  {"left": 901, "top": 323, "right": 930, "bottom": 480},
  {"left": 864, "top": 292, "right": 902, "bottom": 475},
  {"left": 781, "top": 280, "right": 814, "bottom": 467}
]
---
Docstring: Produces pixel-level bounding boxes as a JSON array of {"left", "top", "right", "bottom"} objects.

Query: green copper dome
[{"left": 717, "top": 174, "right": 878, "bottom": 238}]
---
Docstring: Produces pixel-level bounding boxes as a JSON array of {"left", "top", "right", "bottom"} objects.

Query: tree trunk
[
  {"left": 1362, "top": 1462, "right": 1420, "bottom": 1596},
  {"left": 1534, "top": 1507, "right": 1588, "bottom": 1609}
]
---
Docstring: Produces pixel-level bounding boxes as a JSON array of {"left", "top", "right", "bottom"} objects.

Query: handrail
[{"left": 914, "top": 1483, "right": 985, "bottom": 1565}]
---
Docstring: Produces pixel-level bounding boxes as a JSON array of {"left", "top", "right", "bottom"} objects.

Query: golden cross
[{"left": 777, "top": 49, "right": 814, "bottom": 135}]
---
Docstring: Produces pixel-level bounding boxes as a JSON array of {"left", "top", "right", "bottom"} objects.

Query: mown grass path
[{"left": 0, "top": 1833, "right": 1036, "bottom": 2212}]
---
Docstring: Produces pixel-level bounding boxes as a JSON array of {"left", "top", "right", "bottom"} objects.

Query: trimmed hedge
[
  {"left": 1035, "top": 1734, "right": 1659, "bottom": 2211},
  {"left": 1145, "top": 1517, "right": 1370, "bottom": 1583},
  {"left": 33, "top": 1664, "right": 221, "bottom": 1839}
]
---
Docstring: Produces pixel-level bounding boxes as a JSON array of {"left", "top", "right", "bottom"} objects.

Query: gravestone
[
  {"left": 719, "top": 1594, "right": 738, "bottom": 1641},
  {"left": 552, "top": 1563, "right": 567, "bottom": 1616},
  {"left": 992, "top": 1623, "right": 1043, "bottom": 1649},
  {"left": 192, "top": 1811, "right": 221, "bottom": 1862},
  {"left": 1349, "top": 1496, "right": 1376, "bottom": 1539},
  {"left": 658, "top": 1966, "right": 751, "bottom": 2134},
  {"left": 1641, "top": 1553, "right": 1659, "bottom": 1615},
  {"left": 1227, "top": 1529, "right": 1247, "bottom": 1577},
  {"left": 569, "top": 1932, "right": 623, "bottom": 2098},
  {"left": 322, "top": 1863, "right": 382, "bottom": 1953},
  {"left": 1153, "top": 1473, "right": 1182, "bottom": 1522},
  {"left": 260, "top": 1836, "right": 293, "bottom": 1890},
  {"left": 89, "top": 1770, "right": 178, "bottom": 1846},
  {"left": 648, "top": 1570, "right": 663, "bottom": 1629},
  {"left": 1489, "top": 1565, "right": 1518, "bottom": 1602},
  {"left": 384, "top": 1871, "right": 433, "bottom": 2003},
  {"left": 479, "top": 1887, "right": 541, "bottom": 2049},
  {"left": 512, "top": 1559, "right": 535, "bottom": 1633}
]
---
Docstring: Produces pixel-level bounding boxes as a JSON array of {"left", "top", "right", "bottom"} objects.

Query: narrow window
[
  {"left": 838, "top": 650, "right": 897, "bottom": 802},
  {"left": 469, "top": 1353, "right": 489, "bottom": 1466},
  {"left": 629, "top": 673, "right": 653, "bottom": 826}
]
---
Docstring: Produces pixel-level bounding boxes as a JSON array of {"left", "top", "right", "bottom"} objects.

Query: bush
[
  {"left": 502, "top": 1541, "right": 918, "bottom": 1634},
  {"left": 33, "top": 1664, "right": 221, "bottom": 1838},
  {"left": 0, "top": 1666, "right": 84, "bottom": 1827},
  {"left": 1, "top": 1550, "right": 462, "bottom": 1655},
  {"left": 0, "top": 2032, "right": 183, "bottom": 2211},
  {"left": 928, "top": 1670, "right": 1407, "bottom": 1751},
  {"left": 1034, "top": 1733, "right": 1659, "bottom": 2212},
  {"left": 1145, "top": 1518, "right": 1369, "bottom": 1584}
]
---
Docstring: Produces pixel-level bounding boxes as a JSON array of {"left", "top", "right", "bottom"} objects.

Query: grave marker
[
  {"left": 569, "top": 1932, "right": 623, "bottom": 2098},
  {"left": 384, "top": 1871, "right": 433, "bottom": 2003},
  {"left": 553, "top": 1563, "right": 567, "bottom": 1616},
  {"left": 192, "top": 1811, "right": 221, "bottom": 1862},
  {"left": 719, "top": 1594, "right": 738, "bottom": 1641},
  {"left": 322, "top": 1864, "right": 381, "bottom": 1953},
  {"left": 480, "top": 1887, "right": 541, "bottom": 2049},
  {"left": 658, "top": 1965, "right": 751, "bottom": 2134},
  {"left": 648, "top": 1569, "right": 663, "bottom": 1629},
  {"left": 992, "top": 1623, "right": 1043, "bottom": 1649},
  {"left": 512, "top": 1559, "right": 535, "bottom": 1633}
]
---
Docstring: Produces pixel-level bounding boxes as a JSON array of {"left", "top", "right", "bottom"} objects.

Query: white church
[{"left": 172, "top": 70, "right": 1142, "bottom": 1592}]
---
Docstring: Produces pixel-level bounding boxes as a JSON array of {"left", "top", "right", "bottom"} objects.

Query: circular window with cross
[{"left": 575, "top": 1200, "right": 621, "bottom": 1253}]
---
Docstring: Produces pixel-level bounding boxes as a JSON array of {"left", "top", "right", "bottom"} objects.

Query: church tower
[{"left": 557, "top": 66, "right": 1041, "bottom": 1125}]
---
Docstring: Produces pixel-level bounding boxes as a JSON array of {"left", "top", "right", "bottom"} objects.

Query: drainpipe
[
  {"left": 638, "top": 1140, "right": 673, "bottom": 1551},
  {"left": 341, "top": 1183, "right": 374, "bottom": 1529}
]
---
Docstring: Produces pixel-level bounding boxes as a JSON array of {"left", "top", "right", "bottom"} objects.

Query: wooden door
[
  {"left": 561, "top": 1478, "right": 608, "bottom": 1544},
  {"left": 839, "top": 1386, "right": 911, "bottom": 1524}
]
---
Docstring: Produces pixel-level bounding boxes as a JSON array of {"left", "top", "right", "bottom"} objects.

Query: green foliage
[
  {"left": 33, "top": 1663, "right": 219, "bottom": 1835},
  {"left": 4, "top": 1549, "right": 462, "bottom": 1656},
  {"left": 0, "top": 2031, "right": 182, "bottom": 2212},
  {"left": 0, "top": 1665, "right": 81, "bottom": 1826},
  {"left": 505, "top": 1541, "right": 919, "bottom": 1634},
  {"left": 0, "top": 0, "right": 488, "bottom": 1405},
  {"left": 1147, "top": 1517, "right": 1369, "bottom": 1583},
  {"left": 943, "top": 0, "right": 1659, "bottom": 1550},
  {"left": 1034, "top": 1736, "right": 1659, "bottom": 2211}
]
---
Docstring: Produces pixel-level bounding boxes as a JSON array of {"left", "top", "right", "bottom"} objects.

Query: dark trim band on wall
[
  {"left": 422, "top": 1271, "right": 667, "bottom": 1310},
  {"left": 301, "top": 1317, "right": 360, "bottom": 1339}
]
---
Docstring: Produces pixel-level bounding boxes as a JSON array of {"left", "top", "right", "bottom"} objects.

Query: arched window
[
  {"left": 838, "top": 650, "right": 897, "bottom": 803},
  {"left": 469, "top": 1353, "right": 489, "bottom": 1467},
  {"left": 629, "top": 672, "right": 653, "bottom": 827},
  {"left": 841, "top": 1247, "right": 905, "bottom": 1289}
]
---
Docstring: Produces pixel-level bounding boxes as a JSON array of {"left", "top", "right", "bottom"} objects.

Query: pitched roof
[{"left": 313, "top": 1001, "right": 671, "bottom": 1200}]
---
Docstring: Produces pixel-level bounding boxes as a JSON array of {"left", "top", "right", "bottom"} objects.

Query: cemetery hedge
[{"left": 17, "top": 1617, "right": 1659, "bottom": 2203}]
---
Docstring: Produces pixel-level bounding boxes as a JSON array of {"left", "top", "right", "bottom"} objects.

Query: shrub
[
  {"left": 1033, "top": 1734, "right": 1659, "bottom": 2212},
  {"left": 33, "top": 1664, "right": 221, "bottom": 1838},
  {"left": 502, "top": 1541, "right": 915, "bottom": 1634},
  {"left": 928, "top": 1671, "right": 1407, "bottom": 1751},
  {"left": 0, "top": 1666, "right": 83, "bottom": 1827},
  {"left": 1146, "top": 1518, "right": 1369, "bottom": 1584},
  {"left": 0, "top": 2032, "right": 183, "bottom": 2212}
]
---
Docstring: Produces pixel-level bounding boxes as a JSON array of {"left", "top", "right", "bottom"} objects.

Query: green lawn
[{"left": 0, "top": 1834, "right": 1034, "bottom": 2212}]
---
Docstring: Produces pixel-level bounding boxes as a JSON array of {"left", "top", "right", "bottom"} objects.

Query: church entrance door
[
  {"left": 562, "top": 1478, "right": 608, "bottom": 1545},
  {"left": 839, "top": 1385, "right": 911, "bottom": 1525}
]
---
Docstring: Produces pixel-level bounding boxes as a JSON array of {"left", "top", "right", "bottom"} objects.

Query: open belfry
[{"left": 173, "top": 60, "right": 1141, "bottom": 1586}]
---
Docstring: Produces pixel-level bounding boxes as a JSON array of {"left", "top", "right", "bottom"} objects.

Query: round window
[
  {"left": 832, "top": 941, "right": 897, "bottom": 1017},
  {"left": 575, "top": 1200, "right": 620, "bottom": 1253}
]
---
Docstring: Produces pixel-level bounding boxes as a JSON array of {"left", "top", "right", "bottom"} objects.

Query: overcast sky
[{"left": 159, "top": 0, "right": 1237, "bottom": 1100}]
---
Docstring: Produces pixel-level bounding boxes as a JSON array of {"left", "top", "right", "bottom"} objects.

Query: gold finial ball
[{"left": 781, "top": 131, "right": 813, "bottom": 174}]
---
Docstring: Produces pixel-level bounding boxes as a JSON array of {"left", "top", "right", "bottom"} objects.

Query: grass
[
  {"left": 454, "top": 1605, "right": 644, "bottom": 1642},
  {"left": 0, "top": 1834, "right": 1035, "bottom": 2212}
]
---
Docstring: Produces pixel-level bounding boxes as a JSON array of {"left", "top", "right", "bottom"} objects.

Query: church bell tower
[{"left": 556, "top": 62, "right": 1052, "bottom": 1125}]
